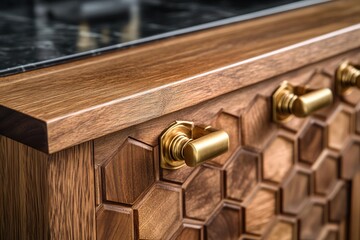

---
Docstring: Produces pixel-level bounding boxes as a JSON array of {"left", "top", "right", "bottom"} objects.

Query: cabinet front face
[{"left": 94, "top": 51, "right": 360, "bottom": 240}]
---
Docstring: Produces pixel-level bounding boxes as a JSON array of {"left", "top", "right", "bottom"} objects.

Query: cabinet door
[{"left": 94, "top": 51, "right": 360, "bottom": 240}]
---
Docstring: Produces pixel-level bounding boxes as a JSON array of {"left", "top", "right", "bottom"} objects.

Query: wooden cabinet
[{"left": 1, "top": 1, "right": 360, "bottom": 240}]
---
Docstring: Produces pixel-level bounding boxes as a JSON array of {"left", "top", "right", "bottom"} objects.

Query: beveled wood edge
[{"left": 2, "top": 24, "right": 360, "bottom": 154}]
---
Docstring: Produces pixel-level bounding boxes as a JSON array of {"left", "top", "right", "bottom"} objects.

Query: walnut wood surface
[
  {"left": 0, "top": 136, "right": 95, "bottom": 239},
  {"left": 1, "top": 2, "right": 360, "bottom": 153},
  {"left": 92, "top": 51, "right": 360, "bottom": 239}
]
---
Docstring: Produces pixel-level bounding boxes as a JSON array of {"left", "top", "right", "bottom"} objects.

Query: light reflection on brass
[
  {"left": 272, "top": 81, "right": 333, "bottom": 122},
  {"left": 336, "top": 61, "right": 360, "bottom": 95},
  {"left": 160, "top": 121, "right": 229, "bottom": 170}
]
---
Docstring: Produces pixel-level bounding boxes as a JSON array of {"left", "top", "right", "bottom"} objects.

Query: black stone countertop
[{"left": 0, "top": 0, "right": 326, "bottom": 76}]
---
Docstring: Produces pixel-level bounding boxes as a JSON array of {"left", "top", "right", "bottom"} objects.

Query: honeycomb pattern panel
[
  {"left": 241, "top": 95, "right": 276, "bottom": 150},
  {"left": 102, "top": 138, "right": 155, "bottom": 204},
  {"left": 205, "top": 204, "right": 241, "bottom": 240},
  {"left": 281, "top": 169, "right": 310, "bottom": 214},
  {"left": 299, "top": 202, "right": 325, "bottom": 239},
  {"left": 134, "top": 184, "right": 182, "bottom": 240},
  {"left": 264, "top": 218, "right": 296, "bottom": 240},
  {"left": 313, "top": 152, "right": 339, "bottom": 196},
  {"left": 299, "top": 121, "right": 325, "bottom": 165},
  {"left": 244, "top": 186, "right": 276, "bottom": 235},
  {"left": 184, "top": 167, "right": 222, "bottom": 220},
  {"left": 262, "top": 135, "right": 294, "bottom": 183},
  {"left": 327, "top": 106, "right": 353, "bottom": 151},
  {"left": 94, "top": 57, "right": 360, "bottom": 240},
  {"left": 210, "top": 111, "right": 240, "bottom": 166},
  {"left": 225, "top": 149, "right": 259, "bottom": 201}
]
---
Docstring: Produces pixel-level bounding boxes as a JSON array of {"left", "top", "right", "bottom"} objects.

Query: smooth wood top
[{"left": 1, "top": 1, "right": 360, "bottom": 153}]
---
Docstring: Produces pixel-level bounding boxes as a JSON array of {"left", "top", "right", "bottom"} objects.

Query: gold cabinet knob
[
  {"left": 272, "top": 81, "right": 333, "bottom": 122},
  {"left": 160, "top": 121, "right": 229, "bottom": 169},
  {"left": 336, "top": 61, "right": 360, "bottom": 94}
]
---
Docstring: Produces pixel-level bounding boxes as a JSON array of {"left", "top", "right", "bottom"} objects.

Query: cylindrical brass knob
[
  {"left": 336, "top": 61, "right": 360, "bottom": 94},
  {"left": 273, "top": 81, "right": 333, "bottom": 122},
  {"left": 160, "top": 121, "right": 229, "bottom": 169}
]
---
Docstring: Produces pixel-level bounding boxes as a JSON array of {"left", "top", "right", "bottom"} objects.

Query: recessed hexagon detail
[
  {"left": 264, "top": 219, "right": 295, "bottom": 240},
  {"left": 340, "top": 140, "right": 360, "bottom": 180},
  {"left": 102, "top": 138, "right": 155, "bottom": 204},
  {"left": 263, "top": 136, "right": 294, "bottom": 183},
  {"left": 226, "top": 149, "right": 259, "bottom": 201},
  {"left": 356, "top": 108, "right": 360, "bottom": 134},
  {"left": 299, "top": 121, "right": 325, "bottom": 165},
  {"left": 244, "top": 187, "right": 276, "bottom": 235},
  {"left": 328, "top": 107, "right": 352, "bottom": 151},
  {"left": 135, "top": 184, "right": 182, "bottom": 240},
  {"left": 210, "top": 111, "right": 240, "bottom": 166},
  {"left": 299, "top": 203, "right": 325, "bottom": 240},
  {"left": 184, "top": 167, "right": 222, "bottom": 220},
  {"left": 241, "top": 95, "right": 276, "bottom": 150},
  {"left": 174, "top": 225, "right": 202, "bottom": 240},
  {"left": 206, "top": 205, "right": 242, "bottom": 239},
  {"left": 282, "top": 170, "right": 310, "bottom": 214},
  {"left": 328, "top": 182, "right": 349, "bottom": 223},
  {"left": 313, "top": 153, "right": 339, "bottom": 196}
]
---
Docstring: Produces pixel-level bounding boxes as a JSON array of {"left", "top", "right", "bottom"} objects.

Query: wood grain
[
  {"left": 340, "top": 139, "right": 360, "bottom": 180},
  {"left": 1, "top": 2, "right": 360, "bottom": 153},
  {"left": 299, "top": 202, "right": 325, "bottom": 239},
  {"left": 351, "top": 171, "right": 360, "bottom": 240},
  {"left": 96, "top": 204, "right": 133, "bottom": 240},
  {"left": 299, "top": 121, "right": 325, "bottom": 164},
  {"left": 264, "top": 219, "right": 295, "bottom": 240},
  {"left": 184, "top": 167, "right": 222, "bottom": 220},
  {"left": 175, "top": 225, "right": 202, "bottom": 240},
  {"left": 313, "top": 151, "right": 339, "bottom": 196},
  {"left": 0, "top": 136, "right": 95, "bottom": 239},
  {"left": 225, "top": 149, "right": 259, "bottom": 201},
  {"left": 244, "top": 187, "right": 276, "bottom": 235},
  {"left": 328, "top": 107, "right": 352, "bottom": 151},
  {"left": 206, "top": 205, "right": 241, "bottom": 240},
  {"left": 102, "top": 138, "right": 155, "bottom": 204}
]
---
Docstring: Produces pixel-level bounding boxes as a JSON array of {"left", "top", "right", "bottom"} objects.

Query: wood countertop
[{"left": 1, "top": 1, "right": 360, "bottom": 153}]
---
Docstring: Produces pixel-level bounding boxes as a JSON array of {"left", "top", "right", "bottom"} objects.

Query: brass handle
[
  {"left": 272, "top": 81, "right": 333, "bottom": 122},
  {"left": 336, "top": 61, "right": 360, "bottom": 94},
  {"left": 160, "top": 121, "right": 229, "bottom": 169}
]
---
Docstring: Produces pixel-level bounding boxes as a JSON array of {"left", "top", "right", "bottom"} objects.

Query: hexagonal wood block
[
  {"left": 96, "top": 205, "right": 134, "bottom": 240},
  {"left": 135, "top": 184, "right": 182, "bottom": 239},
  {"left": 226, "top": 149, "right": 259, "bottom": 201},
  {"left": 184, "top": 167, "right": 222, "bottom": 220},
  {"left": 174, "top": 225, "right": 202, "bottom": 240},
  {"left": 206, "top": 204, "right": 242, "bottom": 240},
  {"left": 328, "top": 182, "right": 348, "bottom": 223},
  {"left": 241, "top": 96, "right": 276, "bottom": 150},
  {"left": 356, "top": 108, "right": 360, "bottom": 134},
  {"left": 244, "top": 187, "right": 276, "bottom": 235},
  {"left": 299, "top": 121, "right": 325, "bottom": 165},
  {"left": 299, "top": 203, "right": 325, "bottom": 240},
  {"left": 161, "top": 165, "right": 195, "bottom": 184},
  {"left": 328, "top": 107, "right": 352, "bottom": 151},
  {"left": 340, "top": 140, "right": 360, "bottom": 180},
  {"left": 317, "top": 226, "right": 339, "bottom": 240},
  {"left": 342, "top": 88, "right": 360, "bottom": 106},
  {"left": 102, "top": 138, "right": 155, "bottom": 204},
  {"left": 210, "top": 111, "right": 240, "bottom": 166},
  {"left": 313, "top": 152, "right": 339, "bottom": 196},
  {"left": 264, "top": 219, "right": 295, "bottom": 240},
  {"left": 281, "top": 169, "right": 310, "bottom": 214},
  {"left": 262, "top": 136, "right": 294, "bottom": 183}
]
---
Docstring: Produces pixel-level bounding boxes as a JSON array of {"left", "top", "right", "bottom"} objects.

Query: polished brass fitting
[
  {"left": 273, "top": 81, "right": 333, "bottom": 122},
  {"left": 160, "top": 121, "right": 229, "bottom": 169},
  {"left": 336, "top": 61, "right": 360, "bottom": 94}
]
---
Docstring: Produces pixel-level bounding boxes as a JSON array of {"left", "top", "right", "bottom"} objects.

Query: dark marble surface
[{"left": 0, "top": 0, "right": 326, "bottom": 76}]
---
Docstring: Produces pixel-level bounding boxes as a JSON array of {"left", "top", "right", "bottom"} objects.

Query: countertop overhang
[{"left": 1, "top": 1, "right": 360, "bottom": 154}]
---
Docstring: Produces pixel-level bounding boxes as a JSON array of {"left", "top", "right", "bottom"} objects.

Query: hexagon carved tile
[
  {"left": 313, "top": 152, "right": 339, "bottom": 196},
  {"left": 135, "top": 184, "right": 182, "bottom": 240},
  {"left": 340, "top": 140, "right": 360, "bottom": 180},
  {"left": 328, "top": 106, "right": 352, "bottom": 151},
  {"left": 264, "top": 219, "right": 295, "bottom": 240},
  {"left": 262, "top": 136, "right": 294, "bottom": 183},
  {"left": 174, "top": 225, "right": 202, "bottom": 240},
  {"left": 299, "top": 121, "right": 325, "bottom": 165},
  {"left": 206, "top": 204, "right": 242, "bottom": 239},
  {"left": 244, "top": 187, "right": 276, "bottom": 235},
  {"left": 184, "top": 167, "right": 222, "bottom": 220},
  {"left": 241, "top": 95, "right": 276, "bottom": 150},
  {"left": 102, "top": 138, "right": 155, "bottom": 204},
  {"left": 226, "top": 149, "right": 259, "bottom": 201},
  {"left": 281, "top": 169, "right": 310, "bottom": 214},
  {"left": 299, "top": 203, "right": 325, "bottom": 240},
  {"left": 210, "top": 111, "right": 240, "bottom": 166},
  {"left": 328, "top": 182, "right": 348, "bottom": 223}
]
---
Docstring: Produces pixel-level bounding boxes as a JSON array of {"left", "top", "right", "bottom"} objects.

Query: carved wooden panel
[{"left": 93, "top": 52, "right": 360, "bottom": 239}]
